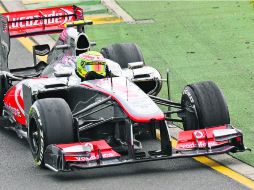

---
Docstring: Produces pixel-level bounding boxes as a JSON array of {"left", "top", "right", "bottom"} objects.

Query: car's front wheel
[
  {"left": 181, "top": 81, "right": 230, "bottom": 131},
  {"left": 28, "top": 98, "right": 74, "bottom": 168}
]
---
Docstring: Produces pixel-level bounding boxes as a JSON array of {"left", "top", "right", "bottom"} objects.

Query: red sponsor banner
[{"left": 2, "top": 5, "right": 83, "bottom": 37}]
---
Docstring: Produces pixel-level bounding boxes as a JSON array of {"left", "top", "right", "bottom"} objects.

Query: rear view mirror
[
  {"left": 33, "top": 44, "right": 50, "bottom": 66},
  {"left": 90, "top": 41, "right": 96, "bottom": 47},
  {"left": 128, "top": 62, "right": 144, "bottom": 69},
  {"left": 33, "top": 44, "right": 50, "bottom": 56},
  {"left": 54, "top": 71, "right": 72, "bottom": 78}
]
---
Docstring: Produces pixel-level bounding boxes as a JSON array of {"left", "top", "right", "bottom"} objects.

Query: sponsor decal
[
  {"left": 5, "top": 8, "right": 74, "bottom": 29},
  {"left": 193, "top": 131, "right": 204, "bottom": 139},
  {"left": 178, "top": 141, "right": 218, "bottom": 149},
  {"left": 4, "top": 103, "right": 21, "bottom": 117},
  {"left": 183, "top": 88, "right": 194, "bottom": 103},
  {"left": 84, "top": 142, "right": 94, "bottom": 151},
  {"left": 74, "top": 153, "right": 115, "bottom": 161},
  {"left": 103, "top": 153, "right": 115, "bottom": 158},
  {"left": 75, "top": 155, "right": 96, "bottom": 161}
]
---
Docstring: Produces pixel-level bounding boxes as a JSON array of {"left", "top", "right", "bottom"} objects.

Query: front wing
[{"left": 44, "top": 125, "right": 246, "bottom": 172}]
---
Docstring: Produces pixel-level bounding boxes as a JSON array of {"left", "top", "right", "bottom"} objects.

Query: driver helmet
[{"left": 76, "top": 51, "right": 106, "bottom": 79}]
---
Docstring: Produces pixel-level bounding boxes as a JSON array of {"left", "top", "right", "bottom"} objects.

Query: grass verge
[{"left": 83, "top": 1, "right": 254, "bottom": 166}]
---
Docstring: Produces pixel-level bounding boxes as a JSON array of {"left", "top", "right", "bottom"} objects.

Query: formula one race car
[{"left": 0, "top": 6, "right": 247, "bottom": 172}]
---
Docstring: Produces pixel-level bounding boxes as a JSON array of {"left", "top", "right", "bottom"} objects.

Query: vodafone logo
[
  {"left": 75, "top": 155, "right": 96, "bottom": 161},
  {"left": 5, "top": 8, "right": 74, "bottom": 29},
  {"left": 84, "top": 142, "right": 94, "bottom": 151},
  {"left": 193, "top": 131, "right": 204, "bottom": 139},
  {"left": 178, "top": 141, "right": 217, "bottom": 149},
  {"left": 74, "top": 153, "right": 115, "bottom": 162}
]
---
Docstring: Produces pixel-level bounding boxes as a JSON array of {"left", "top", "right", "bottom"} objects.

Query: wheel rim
[
  {"left": 32, "top": 131, "right": 39, "bottom": 154},
  {"left": 181, "top": 94, "right": 199, "bottom": 130},
  {"left": 29, "top": 119, "right": 40, "bottom": 155}
]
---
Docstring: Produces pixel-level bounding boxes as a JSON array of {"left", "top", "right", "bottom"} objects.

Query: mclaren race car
[{"left": 0, "top": 5, "right": 247, "bottom": 172}]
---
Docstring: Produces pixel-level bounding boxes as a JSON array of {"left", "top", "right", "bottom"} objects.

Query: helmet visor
[{"left": 84, "top": 63, "right": 106, "bottom": 76}]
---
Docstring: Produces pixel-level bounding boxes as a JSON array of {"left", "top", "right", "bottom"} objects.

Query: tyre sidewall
[
  {"left": 181, "top": 86, "right": 200, "bottom": 130},
  {"left": 28, "top": 103, "right": 47, "bottom": 167}
]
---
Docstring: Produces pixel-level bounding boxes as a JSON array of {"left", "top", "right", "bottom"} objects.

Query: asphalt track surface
[{"left": 0, "top": 39, "right": 250, "bottom": 190}]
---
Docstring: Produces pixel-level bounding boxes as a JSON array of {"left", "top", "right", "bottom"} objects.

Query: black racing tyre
[
  {"left": 181, "top": 81, "right": 230, "bottom": 131},
  {"left": 28, "top": 98, "right": 74, "bottom": 168},
  {"left": 101, "top": 43, "right": 144, "bottom": 68},
  {"left": 0, "top": 75, "right": 8, "bottom": 115},
  {"left": 0, "top": 87, "right": 4, "bottom": 115}
]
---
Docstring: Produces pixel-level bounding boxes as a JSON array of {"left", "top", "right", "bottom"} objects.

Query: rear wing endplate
[
  {"left": 2, "top": 5, "right": 83, "bottom": 38},
  {"left": 0, "top": 14, "right": 10, "bottom": 71}
]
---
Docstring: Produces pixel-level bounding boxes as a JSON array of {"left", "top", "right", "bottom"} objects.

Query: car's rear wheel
[
  {"left": 101, "top": 43, "right": 144, "bottom": 68},
  {"left": 28, "top": 98, "right": 74, "bottom": 168},
  {"left": 0, "top": 74, "right": 8, "bottom": 115},
  {"left": 181, "top": 81, "right": 230, "bottom": 131}
]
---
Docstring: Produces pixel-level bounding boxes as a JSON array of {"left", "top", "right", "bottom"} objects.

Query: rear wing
[{"left": 2, "top": 5, "right": 83, "bottom": 38}]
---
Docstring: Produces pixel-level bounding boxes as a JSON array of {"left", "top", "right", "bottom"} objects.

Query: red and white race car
[{"left": 0, "top": 5, "right": 247, "bottom": 172}]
